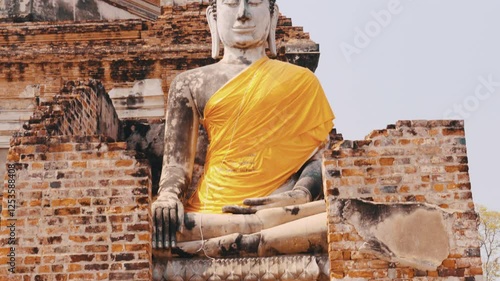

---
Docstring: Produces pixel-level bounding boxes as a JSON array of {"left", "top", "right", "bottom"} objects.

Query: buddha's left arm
[{"left": 292, "top": 149, "right": 325, "bottom": 201}]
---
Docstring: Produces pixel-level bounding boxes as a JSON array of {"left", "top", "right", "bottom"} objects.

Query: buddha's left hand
[{"left": 222, "top": 189, "right": 312, "bottom": 214}]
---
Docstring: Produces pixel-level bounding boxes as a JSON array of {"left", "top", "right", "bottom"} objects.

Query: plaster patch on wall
[
  {"left": 370, "top": 208, "right": 450, "bottom": 270},
  {"left": 334, "top": 199, "right": 454, "bottom": 271}
]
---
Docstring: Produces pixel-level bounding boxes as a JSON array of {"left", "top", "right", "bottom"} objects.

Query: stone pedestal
[{"left": 153, "top": 255, "right": 330, "bottom": 281}]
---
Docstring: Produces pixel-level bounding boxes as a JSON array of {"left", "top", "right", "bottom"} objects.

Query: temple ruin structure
[{"left": 0, "top": 1, "right": 483, "bottom": 280}]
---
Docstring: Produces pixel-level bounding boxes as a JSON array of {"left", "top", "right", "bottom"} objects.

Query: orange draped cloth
[{"left": 186, "top": 57, "right": 335, "bottom": 213}]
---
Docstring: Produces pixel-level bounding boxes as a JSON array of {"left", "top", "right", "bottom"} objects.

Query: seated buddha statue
[{"left": 152, "top": 0, "right": 335, "bottom": 257}]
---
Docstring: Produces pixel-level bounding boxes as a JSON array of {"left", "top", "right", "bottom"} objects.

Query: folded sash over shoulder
[{"left": 186, "top": 57, "right": 335, "bottom": 213}]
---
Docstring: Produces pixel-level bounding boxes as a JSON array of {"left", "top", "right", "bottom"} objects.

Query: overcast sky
[{"left": 279, "top": 0, "right": 500, "bottom": 211}]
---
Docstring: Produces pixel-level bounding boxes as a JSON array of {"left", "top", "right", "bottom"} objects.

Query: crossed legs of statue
[{"left": 158, "top": 201, "right": 328, "bottom": 258}]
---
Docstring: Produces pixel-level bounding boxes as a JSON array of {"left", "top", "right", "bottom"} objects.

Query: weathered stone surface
[
  {"left": 0, "top": 0, "right": 157, "bottom": 22},
  {"left": 152, "top": 255, "right": 330, "bottom": 281},
  {"left": 108, "top": 79, "right": 165, "bottom": 120}
]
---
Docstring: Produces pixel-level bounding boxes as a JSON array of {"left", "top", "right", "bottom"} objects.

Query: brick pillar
[{"left": 323, "top": 120, "right": 483, "bottom": 280}]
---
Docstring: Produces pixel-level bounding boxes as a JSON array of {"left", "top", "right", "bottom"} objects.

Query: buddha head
[{"left": 207, "top": 0, "right": 279, "bottom": 59}]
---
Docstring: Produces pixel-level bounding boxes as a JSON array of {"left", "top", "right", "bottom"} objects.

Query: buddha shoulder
[
  {"left": 169, "top": 64, "right": 235, "bottom": 94},
  {"left": 269, "top": 60, "right": 316, "bottom": 80}
]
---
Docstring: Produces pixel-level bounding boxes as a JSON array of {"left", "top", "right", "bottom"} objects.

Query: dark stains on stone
[
  {"left": 381, "top": 186, "right": 397, "bottom": 194},
  {"left": 285, "top": 206, "right": 300, "bottom": 216},
  {"left": 50, "top": 181, "right": 61, "bottom": 188},
  {"left": 327, "top": 169, "right": 341, "bottom": 178},
  {"left": 132, "top": 187, "right": 148, "bottom": 195},
  {"left": 123, "top": 120, "right": 163, "bottom": 194},
  {"left": 306, "top": 239, "right": 325, "bottom": 254},
  {"left": 183, "top": 213, "right": 196, "bottom": 231},
  {"left": 85, "top": 61, "right": 105, "bottom": 80},
  {"left": 404, "top": 195, "right": 417, "bottom": 202},
  {"left": 135, "top": 197, "right": 148, "bottom": 204},
  {"left": 171, "top": 247, "right": 195, "bottom": 259},
  {"left": 55, "top": 3, "right": 74, "bottom": 21},
  {"left": 240, "top": 233, "right": 260, "bottom": 255},
  {"left": 363, "top": 239, "right": 395, "bottom": 258},
  {"left": 458, "top": 156, "right": 469, "bottom": 164},
  {"left": 438, "top": 268, "right": 465, "bottom": 277},
  {"left": 46, "top": 236, "right": 62, "bottom": 244},
  {"left": 464, "top": 248, "right": 481, "bottom": 257},
  {"left": 110, "top": 59, "right": 155, "bottom": 82},
  {"left": 75, "top": 0, "right": 100, "bottom": 20},
  {"left": 332, "top": 188, "right": 340, "bottom": 196},
  {"left": 237, "top": 56, "right": 252, "bottom": 65},
  {"left": 125, "top": 93, "right": 145, "bottom": 108},
  {"left": 219, "top": 234, "right": 243, "bottom": 257},
  {"left": 415, "top": 270, "right": 427, "bottom": 277},
  {"left": 284, "top": 52, "right": 320, "bottom": 73}
]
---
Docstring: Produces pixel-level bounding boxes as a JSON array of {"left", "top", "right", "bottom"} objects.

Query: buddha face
[{"left": 216, "top": 0, "right": 272, "bottom": 50}]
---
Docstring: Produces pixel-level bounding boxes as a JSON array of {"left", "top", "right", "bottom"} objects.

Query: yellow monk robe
[{"left": 186, "top": 57, "right": 335, "bottom": 213}]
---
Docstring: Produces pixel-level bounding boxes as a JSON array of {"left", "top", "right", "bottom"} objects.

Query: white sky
[{"left": 279, "top": 0, "right": 500, "bottom": 211}]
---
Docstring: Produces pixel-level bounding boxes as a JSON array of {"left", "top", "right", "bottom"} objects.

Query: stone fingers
[
  {"left": 154, "top": 207, "right": 163, "bottom": 249},
  {"left": 162, "top": 208, "right": 170, "bottom": 249},
  {"left": 152, "top": 203, "right": 182, "bottom": 250},
  {"left": 169, "top": 208, "right": 177, "bottom": 248}
]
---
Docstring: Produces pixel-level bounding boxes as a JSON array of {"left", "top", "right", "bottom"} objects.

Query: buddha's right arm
[{"left": 153, "top": 76, "right": 199, "bottom": 249}]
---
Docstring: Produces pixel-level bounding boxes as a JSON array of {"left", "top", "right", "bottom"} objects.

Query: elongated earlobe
[
  {"left": 267, "top": 4, "right": 279, "bottom": 57},
  {"left": 207, "top": 6, "right": 220, "bottom": 59}
]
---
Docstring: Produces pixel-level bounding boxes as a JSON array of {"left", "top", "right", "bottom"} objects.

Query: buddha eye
[
  {"left": 248, "top": 0, "right": 263, "bottom": 5},
  {"left": 222, "top": 0, "right": 239, "bottom": 6}
]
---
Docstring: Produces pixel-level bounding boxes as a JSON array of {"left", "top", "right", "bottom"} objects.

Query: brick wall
[
  {"left": 0, "top": 135, "right": 152, "bottom": 280},
  {"left": 0, "top": 79, "right": 118, "bottom": 205},
  {"left": 21, "top": 80, "right": 120, "bottom": 140},
  {"left": 323, "top": 120, "right": 483, "bottom": 280},
  {"left": 0, "top": 79, "right": 152, "bottom": 280}
]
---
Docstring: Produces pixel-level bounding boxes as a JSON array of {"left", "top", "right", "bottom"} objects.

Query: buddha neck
[{"left": 220, "top": 46, "right": 267, "bottom": 66}]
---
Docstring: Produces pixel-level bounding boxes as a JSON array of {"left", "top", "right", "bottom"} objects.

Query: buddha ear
[
  {"left": 267, "top": 4, "right": 279, "bottom": 57},
  {"left": 207, "top": 6, "right": 220, "bottom": 59}
]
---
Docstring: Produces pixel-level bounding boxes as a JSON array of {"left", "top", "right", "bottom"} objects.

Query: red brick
[
  {"left": 115, "top": 160, "right": 134, "bottom": 167},
  {"left": 341, "top": 169, "right": 364, "bottom": 177},
  {"left": 348, "top": 270, "right": 373, "bottom": 278},
  {"left": 443, "top": 128, "right": 465, "bottom": 136},
  {"left": 84, "top": 245, "right": 109, "bottom": 253},
  {"left": 379, "top": 157, "right": 395, "bottom": 166}
]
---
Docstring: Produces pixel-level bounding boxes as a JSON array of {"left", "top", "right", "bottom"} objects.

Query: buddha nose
[{"left": 237, "top": 1, "right": 251, "bottom": 22}]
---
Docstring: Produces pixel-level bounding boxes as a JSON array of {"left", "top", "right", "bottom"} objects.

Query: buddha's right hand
[{"left": 152, "top": 192, "right": 184, "bottom": 249}]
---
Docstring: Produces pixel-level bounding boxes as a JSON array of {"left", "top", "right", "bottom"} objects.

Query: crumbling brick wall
[
  {"left": 21, "top": 80, "right": 120, "bottom": 140},
  {"left": 323, "top": 120, "right": 483, "bottom": 280},
  {"left": 0, "top": 136, "right": 152, "bottom": 280},
  {"left": 0, "top": 82, "right": 152, "bottom": 280}
]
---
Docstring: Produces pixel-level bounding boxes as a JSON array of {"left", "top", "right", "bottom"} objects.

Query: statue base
[{"left": 153, "top": 255, "right": 330, "bottom": 281}]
